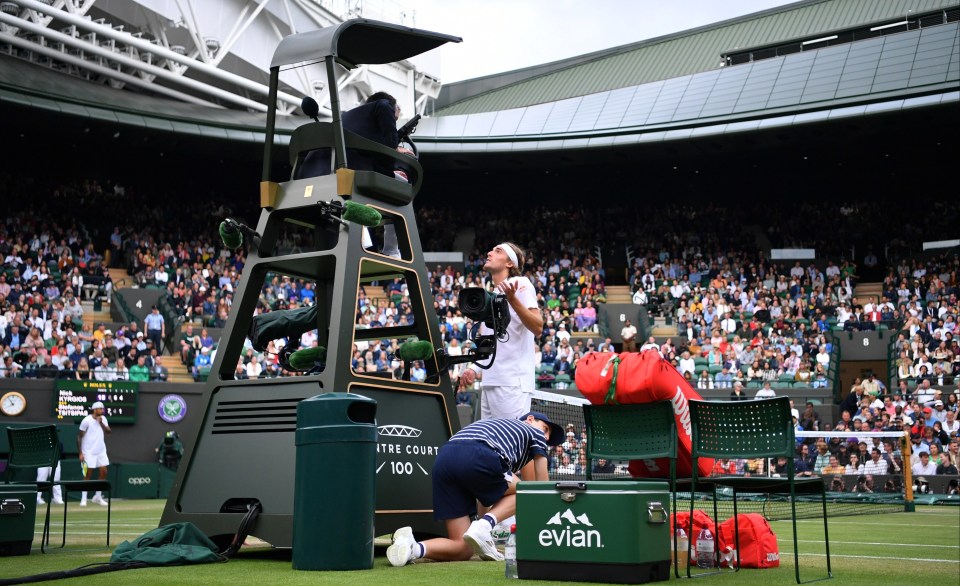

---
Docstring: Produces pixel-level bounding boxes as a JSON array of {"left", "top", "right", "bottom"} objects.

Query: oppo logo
[{"left": 128, "top": 477, "right": 152, "bottom": 486}]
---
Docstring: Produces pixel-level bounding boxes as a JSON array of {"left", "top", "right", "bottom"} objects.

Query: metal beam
[
  {"left": 0, "top": 30, "right": 224, "bottom": 108},
  {"left": 213, "top": 0, "right": 272, "bottom": 68},
  {"left": 173, "top": 0, "right": 208, "bottom": 62},
  {"left": 0, "top": 11, "right": 271, "bottom": 111},
  {"left": 15, "top": 0, "right": 327, "bottom": 114}
]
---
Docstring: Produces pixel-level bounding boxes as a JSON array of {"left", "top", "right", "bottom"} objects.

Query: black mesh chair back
[{"left": 5, "top": 425, "right": 59, "bottom": 552}]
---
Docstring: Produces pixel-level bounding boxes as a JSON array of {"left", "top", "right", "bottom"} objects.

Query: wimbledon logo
[
  {"left": 539, "top": 508, "right": 602, "bottom": 548},
  {"left": 158, "top": 394, "right": 187, "bottom": 423}
]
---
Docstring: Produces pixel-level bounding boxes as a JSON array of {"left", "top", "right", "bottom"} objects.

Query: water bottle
[
  {"left": 675, "top": 527, "right": 689, "bottom": 567},
  {"left": 505, "top": 524, "right": 518, "bottom": 579},
  {"left": 696, "top": 527, "right": 715, "bottom": 569}
]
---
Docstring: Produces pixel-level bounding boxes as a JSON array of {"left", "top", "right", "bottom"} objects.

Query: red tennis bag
[
  {"left": 716, "top": 513, "right": 780, "bottom": 569},
  {"left": 575, "top": 349, "right": 713, "bottom": 478},
  {"left": 670, "top": 510, "right": 715, "bottom": 538}
]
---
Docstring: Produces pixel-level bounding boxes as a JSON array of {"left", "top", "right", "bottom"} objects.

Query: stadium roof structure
[
  {"left": 0, "top": 0, "right": 444, "bottom": 131},
  {"left": 0, "top": 0, "right": 957, "bottom": 153},
  {"left": 412, "top": 6, "right": 959, "bottom": 155},
  {"left": 435, "top": 0, "right": 960, "bottom": 115}
]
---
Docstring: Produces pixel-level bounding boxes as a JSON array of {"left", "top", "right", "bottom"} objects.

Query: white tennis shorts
[{"left": 84, "top": 452, "right": 110, "bottom": 469}]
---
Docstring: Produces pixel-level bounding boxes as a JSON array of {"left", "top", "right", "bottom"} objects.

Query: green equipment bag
[{"left": 111, "top": 523, "right": 224, "bottom": 566}]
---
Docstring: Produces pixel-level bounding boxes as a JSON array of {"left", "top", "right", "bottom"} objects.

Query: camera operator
[{"left": 460, "top": 243, "right": 542, "bottom": 420}]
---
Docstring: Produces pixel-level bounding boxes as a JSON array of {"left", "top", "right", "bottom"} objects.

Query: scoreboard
[{"left": 54, "top": 380, "right": 139, "bottom": 424}]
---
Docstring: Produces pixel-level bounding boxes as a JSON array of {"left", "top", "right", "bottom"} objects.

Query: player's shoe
[
  {"left": 463, "top": 520, "right": 503, "bottom": 561},
  {"left": 92, "top": 495, "right": 108, "bottom": 506},
  {"left": 79, "top": 499, "right": 87, "bottom": 507},
  {"left": 37, "top": 498, "right": 45, "bottom": 505},
  {"left": 52, "top": 498, "right": 65, "bottom": 505},
  {"left": 387, "top": 526, "right": 416, "bottom": 567}
]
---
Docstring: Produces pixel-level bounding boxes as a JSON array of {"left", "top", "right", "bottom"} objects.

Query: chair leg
[
  {"left": 687, "top": 478, "right": 695, "bottom": 579},
  {"left": 105, "top": 487, "right": 112, "bottom": 548},
  {"left": 711, "top": 486, "right": 720, "bottom": 571},
  {"left": 821, "top": 489, "right": 832, "bottom": 580},
  {"left": 671, "top": 485, "right": 681, "bottom": 579},
  {"left": 731, "top": 490, "right": 741, "bottom": 572},
  {"left": 791, "top": 484, "right": 800, "bottom": 584},
  {"left": 40, "top": 497, "right": 52, "bottom": 554},
  {"left": 60, "top": 488, "right": 69, "bottom": 548}
]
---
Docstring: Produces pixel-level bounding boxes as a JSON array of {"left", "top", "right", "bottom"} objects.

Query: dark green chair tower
[{"left": 160, "top": 19, "right": 462, "bottom": 549}]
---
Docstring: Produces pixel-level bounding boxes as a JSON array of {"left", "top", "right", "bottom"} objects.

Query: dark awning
[{"left": 270, "top": 18, "right": 461, "bottom": 70}]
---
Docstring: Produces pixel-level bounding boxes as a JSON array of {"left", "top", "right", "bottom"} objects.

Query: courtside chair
[
  {"left": 688, "top": 397, "right": 832, "bottom": 584},
  {"left": 57, "top": 466, "right": 113, "bottom": 550},
  {"left": 584, "top": 401, "right": 690, "bottom": 579},
  {"left": 4, "top": 425, "right": 57, "bottom": 553}
]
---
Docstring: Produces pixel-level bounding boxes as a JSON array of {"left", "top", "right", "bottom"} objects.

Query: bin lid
[{"left": 297, "top": 392, "right": 377, "bottom": 427}]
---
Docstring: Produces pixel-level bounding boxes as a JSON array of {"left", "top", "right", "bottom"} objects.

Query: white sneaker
[
  {"left": 79, "top": 500, "right": 88, "bottom": 507},
  {"left": 92, "top": 496, "right": 108, "bottom": 506},
  {"left": 37, "top": 498, "right": 46, "bottom": 505},
  {"left": 463, "top": 520, "right": 503, "bottom": 561},
  {"left": 387, "top": 526, "right": 416, "bottom": 567},
  {"left": 52, "top": 498, "right": 65, "bottom": 505}
]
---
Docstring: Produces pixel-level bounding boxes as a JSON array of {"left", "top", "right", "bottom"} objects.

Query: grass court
[{"left": 1, "top": 499, "right": 957, "bottom": 585}]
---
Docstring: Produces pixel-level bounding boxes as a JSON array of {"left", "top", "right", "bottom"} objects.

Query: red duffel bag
[
  {"left": 575, "top": 349, "right": 714, "bottom": 478},
  {"left": 716, "top": 513, "right": 780, "bottom": 569}
]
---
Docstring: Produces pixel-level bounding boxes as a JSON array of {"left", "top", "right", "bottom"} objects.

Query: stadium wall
[{"left": 0, "top": 379, "right": 203, "bottom": 462}]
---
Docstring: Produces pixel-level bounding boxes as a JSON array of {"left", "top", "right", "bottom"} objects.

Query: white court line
[
  {"left": 782, "top": 552, "right": 959, "bottom": 563},
  {"left": 33, "top": 531, "right": 143, "bottom": 532},
  {"left": 793, "top": 539, "right": 959, "bottom": 548},
  {"left": 790, "top": 520, "right": 960, "bottom": 527}
]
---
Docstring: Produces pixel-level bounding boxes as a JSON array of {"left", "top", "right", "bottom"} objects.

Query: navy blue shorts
[{"left": 432, "top": 440, "right": 510, "bottom": 521}]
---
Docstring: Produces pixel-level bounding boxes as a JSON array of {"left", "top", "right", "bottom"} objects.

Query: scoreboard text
[{"left": 54, "top": 380, "right": 139, "bottom": 424}]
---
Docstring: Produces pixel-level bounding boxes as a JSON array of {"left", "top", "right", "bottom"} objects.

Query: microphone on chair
[
  {"left": 284, "top": 346, "right": 327, "bottom": 371},
  {"left": 398, "top": 339, "right": 435, "bottom": 382},
  {"left": 219, "top": 220, "right": 243, "bottom": 249},
  {"left": 342, "top": 201, "right": 382, "bottom": 227},
  {"left": 219, "top": 219, "right": 261, "bottom": 250},
  {"left": 399, "top": 340, "right": 435, "bottom": 362},
  {"left": 318, "top": 200, "right": 382, "bottom": 229},
  {"left": 301, "top": 96, "right": 321, "bottom": 123}
]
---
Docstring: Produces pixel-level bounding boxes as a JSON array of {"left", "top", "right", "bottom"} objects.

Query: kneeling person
[{"left": 387, "top": 412, "right": 562, "bottom": 565}]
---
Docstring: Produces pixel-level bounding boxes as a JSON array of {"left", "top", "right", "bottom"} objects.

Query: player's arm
[
  {"left": 531, "top": 454, "right": 548, "bottom": 481},
  {"left": 98, "top": 415, "right": 111, "bottom": 435},
  {"left": 497, "top": 279, "right": 543, "bottom": 336},
  {"left": 77, "top": 428, "right": 85, "bottom": 461}
]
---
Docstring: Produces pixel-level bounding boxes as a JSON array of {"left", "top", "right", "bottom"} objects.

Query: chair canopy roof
[{"left": 270, "top": 18, "right": 461, "bottom": 69}]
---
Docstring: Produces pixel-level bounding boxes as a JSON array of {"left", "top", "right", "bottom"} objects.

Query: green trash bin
[{"left": 292, "top": 392, "right": 377, "bottom": 571}]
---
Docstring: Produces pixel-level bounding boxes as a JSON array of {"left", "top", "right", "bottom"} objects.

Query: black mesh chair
[
  {"left": 4, "top": 425, "right": 57, "bottom": 552},
  {"left": 584, "top": 401, "right": 691, "bottom": 579},
  {"left": 57, "top": 469, "right": 112, "bottom": 549},
  {"left": 688, "top": 397, "right": 832, "bottom": 583}
]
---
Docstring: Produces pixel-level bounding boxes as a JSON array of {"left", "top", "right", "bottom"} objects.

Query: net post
[{"left": 902, "top": 429, "right": 915, "bottom": 512}]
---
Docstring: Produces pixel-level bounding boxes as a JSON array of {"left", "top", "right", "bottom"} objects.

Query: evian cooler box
[{"left": 516, "top": 481, "right": 670, "bottom": 583}]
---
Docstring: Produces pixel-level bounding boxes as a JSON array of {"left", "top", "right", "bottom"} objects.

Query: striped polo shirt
[{"left": 450, "top": 418, "right": 548, "bottom": 473}]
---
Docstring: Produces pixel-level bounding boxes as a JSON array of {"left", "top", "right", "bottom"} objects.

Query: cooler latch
[
  {"left": 555, "top": 481, "right": 586, "bottom": 502},
  {"left": 647, "top": 501, "right": 667, "bottom": 524},
  {"left": 0, "top": 499, "right": 25, "bottom": 515}
]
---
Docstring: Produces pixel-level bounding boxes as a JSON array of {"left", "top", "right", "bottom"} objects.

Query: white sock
[
  {"left": 81, "top": 491, "right": 88, "bottom": 501},
  {"left": 412, "top": 542, "right": 425, "bottom": 560},
  {"left": 482, "top": 513, "right": 498, "bottom": 530}
]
